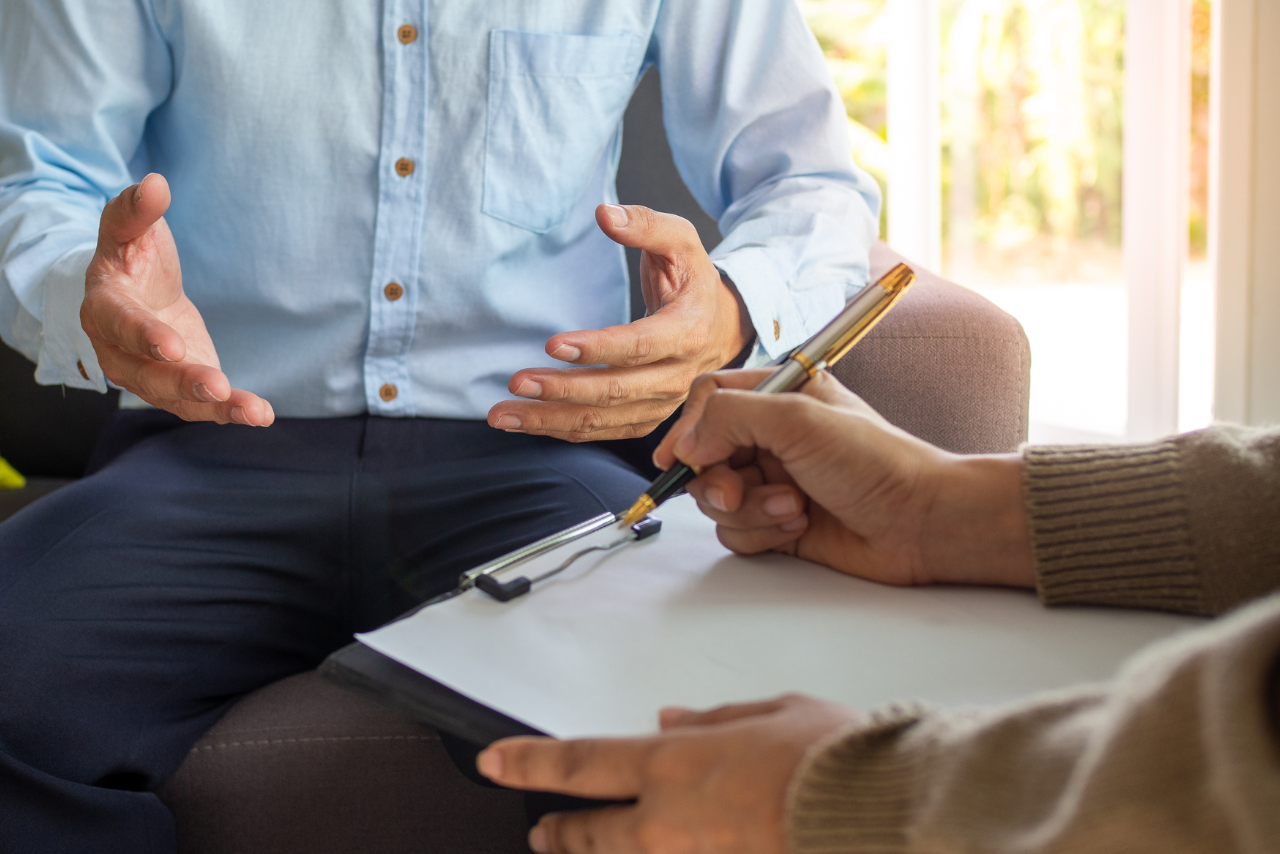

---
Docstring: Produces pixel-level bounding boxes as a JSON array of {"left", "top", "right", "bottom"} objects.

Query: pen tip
[{"left": 618, "top": 494, "right": 656, "bottom": 528}]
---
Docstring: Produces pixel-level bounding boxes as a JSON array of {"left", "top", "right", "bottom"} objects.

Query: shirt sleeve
[
  {"left": 0, "top": 0, "right": 172, "bottom": 390},
  {"left": 649, "top": 0, "right": 881, "bottom": 361},
  {"left": 787, "top": 593, "right": 1280, "bottom": 854}
]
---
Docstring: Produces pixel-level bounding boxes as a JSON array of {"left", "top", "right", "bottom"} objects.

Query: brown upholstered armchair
[{"left": 0, "top": 70, "right": 1028, "bottom": 853}]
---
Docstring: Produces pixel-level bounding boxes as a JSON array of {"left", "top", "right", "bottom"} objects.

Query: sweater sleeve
[
  {"left": 787, "top": 593, "right": 1280, "bottom": 854},
  {"left": 1022, "top": 425, "right": 1280, "bottom": 616}
]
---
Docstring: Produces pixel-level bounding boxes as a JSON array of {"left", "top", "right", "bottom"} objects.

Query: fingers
[
  {"left": 595, "top": 204, "right": 704, "bottom": 257},
  {"left": 478, "top": 736, "right": 654, "bottom": 799},
  {"left": 81, "top": 286, "right": 188, "bottom": 363},
  {"left": 658, "top": 697, "right": 792, "bottom": 731},
  {"left": 98, "top": 173, "right": 171, "bottom": 250},
  {"left": 169, "top": 389, "right": 276, "bottom": 427},
  {"left": 507, "top": 364, "right": 688, "bottom": 409},
  {"left": 98, "top": 345, "right": 230, "bottom": 403},
  {"left": 689, "top": 474, "right": 807, "bottom": 532},
  {"left": 530, "top": 806, "right": 647, "bottom": 854},
  {"left": 487, "top": 397, "right": 675, "bottom": 443},
  {"left": 94, "top": 346, "right": 273, "bottom": 426},
  {"left": 544, "top": 311, "right": 705, "bottom": 370},
  {"left": 652, "top": 370, "right": 775, "bottom": 470}
]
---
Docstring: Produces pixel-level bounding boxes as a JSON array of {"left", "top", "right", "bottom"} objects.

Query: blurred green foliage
[{"left": 802, "top": 0, "right": 1130, "bottom": 252}]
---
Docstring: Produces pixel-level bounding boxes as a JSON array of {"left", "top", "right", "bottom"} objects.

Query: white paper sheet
[{"left": 357, "top": 494, "right": 1204, "bottom": 738}]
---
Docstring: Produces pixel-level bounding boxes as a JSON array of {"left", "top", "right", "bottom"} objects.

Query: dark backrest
[{"left": 0, "top": 345, "right": 119, "bottom": 478}]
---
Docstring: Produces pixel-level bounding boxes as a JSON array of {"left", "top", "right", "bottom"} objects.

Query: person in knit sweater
[{"left": 476, "top": 368, "right": 1280, "bottom": 854}]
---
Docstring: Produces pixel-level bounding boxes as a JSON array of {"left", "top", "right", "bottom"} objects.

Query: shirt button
[
  {"left": 773, "top": 320, "right": 781, "bottom": 340},
  {"left": 395, "top": 158, "right": 415, "bottom": 177},
  {"left": 384, "top": 282, "right": 405, "bottom": 301},
  {"left": 397, "top": 24, "right": 418, "bottom": 44},
  {"left": 379, "top": 383, "right": 399, "bottom": 402}
]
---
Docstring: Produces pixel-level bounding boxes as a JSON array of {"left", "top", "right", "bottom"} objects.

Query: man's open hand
[
  {"left": 478, "top": 694, "right": 858, "bottom": 854},
  {"left": 80, "top": 174, "right": 273, "bottom": 426},
  {"left": 487, "top": 204, "right": 752, "bottom": 442}
]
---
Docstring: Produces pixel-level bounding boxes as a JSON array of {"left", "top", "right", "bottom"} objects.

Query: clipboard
[
  {"left": 320, "top": 511, "right": 663, "bottom": 743},
  {"left": 322, "top": 495, "right": 1204, "bottom": 746}
]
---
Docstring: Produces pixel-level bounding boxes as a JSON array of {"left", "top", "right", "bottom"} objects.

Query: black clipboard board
[{"left": 319, "top": 640, "right": 542, "bottom": 744}]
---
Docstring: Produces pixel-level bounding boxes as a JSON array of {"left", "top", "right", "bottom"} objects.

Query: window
[{"left": 803, "top": 0, "right": 1214, "bottom": 443}]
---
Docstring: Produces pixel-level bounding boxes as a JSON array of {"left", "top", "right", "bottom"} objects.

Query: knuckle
[
  {"left": 552, "top": 741, "right": 589, "bottom": 783},
  {"left": 597, "top": 376, "right": 629, "bottom": 407},
  {"left": 573, "top": 408, "right": 607, "bottom": 435},
  {"left": 625, "top": 336, "right": 655, "bottom": 366}
]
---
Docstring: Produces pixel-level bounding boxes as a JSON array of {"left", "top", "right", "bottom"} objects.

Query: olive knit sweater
[{"left": 786, "top": 425, "right": 1280, "bottom": 854}]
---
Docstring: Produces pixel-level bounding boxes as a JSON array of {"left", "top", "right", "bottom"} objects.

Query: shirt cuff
[
  {"left": 32, "top": 245, "right": 107, "bottom": 392},
  {"left": 712, "top": 250, "right": 846, "bottom": 362},
  {"left": 1022, "top": 441, "right": 1204, "bottom": 614},
  {"left": 786, "top": 702, "right": 932, "bottom": 854}
]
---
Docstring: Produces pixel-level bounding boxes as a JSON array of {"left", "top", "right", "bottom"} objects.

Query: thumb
[
  {"left": 98, "top": 173, "right": 171, "bottom": 249},
  {"left": 595, "top": 204, "right": 704, "bottom": 258}
]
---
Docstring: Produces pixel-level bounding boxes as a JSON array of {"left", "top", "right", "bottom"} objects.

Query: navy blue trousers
[{"left": 0, "top": 412, "right": 654, "bottom": 853}]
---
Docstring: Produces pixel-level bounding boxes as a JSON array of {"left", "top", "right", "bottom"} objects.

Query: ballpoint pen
[{"left": 618, "top": 262, "right": 916, "bottom": 528}]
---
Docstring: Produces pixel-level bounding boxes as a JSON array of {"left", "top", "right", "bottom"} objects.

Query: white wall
[{"left": 1213, "top": 0, "right": 1280, "bottom": 426}]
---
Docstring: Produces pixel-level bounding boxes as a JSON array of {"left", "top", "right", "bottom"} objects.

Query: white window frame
[{"left": 886, "top": 0, "right": 1193, "bottom": 441}]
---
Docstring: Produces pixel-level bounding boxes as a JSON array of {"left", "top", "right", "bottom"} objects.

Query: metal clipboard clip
[{"left": 458, "top": 513, "right": 663, "bottom": 603}]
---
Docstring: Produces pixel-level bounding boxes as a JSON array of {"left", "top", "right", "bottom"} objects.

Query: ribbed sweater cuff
[
  {"left": 1022, "top": 441, "right": 1205, "bottom": 613},
  {"left": 787, "top": 704, "right": 929, "bottom": 854}
]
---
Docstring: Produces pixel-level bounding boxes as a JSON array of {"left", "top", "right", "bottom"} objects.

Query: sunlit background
[{"left": 800, "top": 0, "right": 1214, "bottom": 442}]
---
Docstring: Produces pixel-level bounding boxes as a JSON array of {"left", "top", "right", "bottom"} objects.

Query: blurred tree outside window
[{"left": 801, "top": 0, "right": 1213, "bottom": 440}]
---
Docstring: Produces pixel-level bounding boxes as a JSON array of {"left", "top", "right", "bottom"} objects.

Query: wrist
[
  {"left": 714, "top": 272, "right": 754, "bottom": 368},
  {"left": 922, "top": 455, "right": 1036, "bottom": 588}
]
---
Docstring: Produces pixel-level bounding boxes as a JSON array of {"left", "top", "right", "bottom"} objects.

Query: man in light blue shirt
[{"left": 0, "top": 1, "right": 878, "bottom": 848}]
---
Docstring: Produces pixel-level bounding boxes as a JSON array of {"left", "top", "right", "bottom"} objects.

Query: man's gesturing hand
[
  {"left": 478, "top": 694, "right": 858, "bottom": 854},
  {"left": 487, "top": 204, "right": 752, "bottom": 442},
  {"left": 80, "top": 174, "right": 273, "bottom": 426}
]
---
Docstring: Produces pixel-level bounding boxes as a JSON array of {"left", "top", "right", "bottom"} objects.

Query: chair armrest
[{"left": 828, "top": 243, "right": 1030, "bottom": 454}]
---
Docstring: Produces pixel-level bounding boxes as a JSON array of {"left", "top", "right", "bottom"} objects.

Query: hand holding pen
[{"left": 619, "top": 264, "right": 915, "bottom": 527}]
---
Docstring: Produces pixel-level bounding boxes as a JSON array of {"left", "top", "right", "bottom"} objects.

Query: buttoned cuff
[
  {"left": 32, "top": 245, "right": 107, "bottom": 392},
  {"left": 712, "top": 250, "right": 846, "bottom": 362}
]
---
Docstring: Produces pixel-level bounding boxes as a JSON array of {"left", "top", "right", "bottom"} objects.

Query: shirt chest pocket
[{"left": 483, "top": 30, "right": 644, "bottom": 233}]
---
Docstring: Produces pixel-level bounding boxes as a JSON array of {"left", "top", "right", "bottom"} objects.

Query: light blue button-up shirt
[{"left": 0, "top": 0, "right": 880, "bottom": 419}]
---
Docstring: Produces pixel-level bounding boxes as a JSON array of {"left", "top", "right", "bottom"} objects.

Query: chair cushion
[
  {"left": 833, "top": 243, "right": 1030, "bottom": 455},
  {"left": 157, "top": 672, "right": 528, "bottom": 854}
]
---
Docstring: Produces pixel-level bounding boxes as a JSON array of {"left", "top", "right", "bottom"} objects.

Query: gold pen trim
[
  {"left": 791, "top": 351, "right": 820, "bottom": 378},
  {"left": 619, "top": 493, "right": 657, "bottom": 528}
]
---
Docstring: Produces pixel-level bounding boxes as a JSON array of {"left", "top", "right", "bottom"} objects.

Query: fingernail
[
  {"left": 133, "top": 183, "right": 144, "bottom": 204},
  {"left": 705, "top": 487, "right": 728, "bottom": 512},
  {"left": 495, "top": 414, "right": 521, "bottom": 430},
  {"left": 550, "top": 344, "right": 582, "bottom": 363},
  {"left": 150, "top": 344, "right": 170, "bottom": 361},
  {"left": 231, "top": 406, "right": 248, "bottom": 425},
  {"left": 764, "top": 494, "right": 800, "bottom": 518},
  {"left": 604, "top": 204, "right": 628, "bottom": 228},
  {"left": 529, "top": 826, "right": 548, "bottom": 854},
  {"left": 193, "top": 382, "right": 219, "bottom": 402},
  {"left": 476, "top": 749, "right": 502, "bottom": 779},
  {"left": 514, "top": 379, "right": 542, "bottom": 399},
  {"left": 780, "top": 515, "right": 808, "bottom": 534},
  {"left": 674, "top": 430, "right": 696, "bottom": 460}
]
